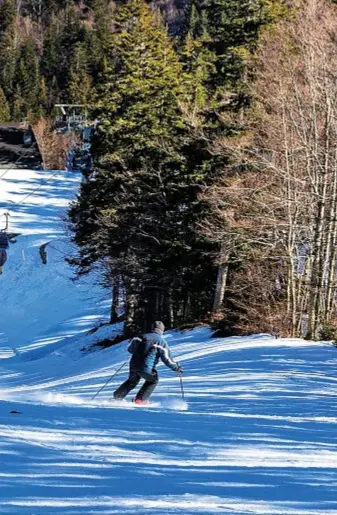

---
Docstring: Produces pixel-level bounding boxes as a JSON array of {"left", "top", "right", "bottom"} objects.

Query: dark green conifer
[
  {"left": 95, "top": 0, "right": 183, "bottom": 159},
  {"left": 0, "top": 0, "right": 16, "bottom": 102},
  {"left": 42, "top": 6, "right": 88, "bottom": 106},
  {"left": 69, "top": 0, "right": 217, "bottom": 332},
  {"left": 0, "top": 87, "right": 10, "bottom": 122},
  {"left": 67, "top": 42, "right": 92, "bottom": 105},
  {"left": 183, "top": 0, "right": 289, "bottom": 122},
  {"left": 12, "top": 85, "right": 25, "bottom": 121},
  {"left": 15, "top": 43, "right": 41, "bottom": 117}
]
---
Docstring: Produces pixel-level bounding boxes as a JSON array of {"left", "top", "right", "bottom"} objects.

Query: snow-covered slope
[
  {"left": 1, "top": 168, "right": 337, "bottom": 514},
  {"left": 0, "top": 168, "right": 110, "bottom": 357},
  {"left": 0, "top": 329, "right": 337, "bottom": 514}
]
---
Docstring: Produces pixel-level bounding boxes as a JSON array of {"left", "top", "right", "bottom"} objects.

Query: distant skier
[
  {"left": 113, "top": 321, "right": 183, "bottom": 405},
  {"left": 0, "top": 232, "right": 9, "bottom": 275}
]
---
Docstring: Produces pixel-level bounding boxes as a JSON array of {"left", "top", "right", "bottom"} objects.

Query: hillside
[{"left": 4, "top": 0, "right": 330, "bottom": 338}]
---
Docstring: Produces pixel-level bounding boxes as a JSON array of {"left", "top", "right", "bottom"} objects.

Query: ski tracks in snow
[{"left": 1, "top": 332, "right": 337, "bottom": 513}]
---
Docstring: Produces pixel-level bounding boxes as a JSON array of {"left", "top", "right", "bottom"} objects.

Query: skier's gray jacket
[{"left": 128, "top": 329, "right": 179, "bottom": 373}]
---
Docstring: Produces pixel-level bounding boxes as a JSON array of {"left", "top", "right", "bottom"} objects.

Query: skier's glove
[{"left": 176, "top": 365, "right": 183, "bottom": 374}]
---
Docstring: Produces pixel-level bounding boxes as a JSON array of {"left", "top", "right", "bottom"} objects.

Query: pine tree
[
  {"left": 183, "top": 0, "right": 288, "bottom": 123},
  {"left": 15, "top": 42, "right": 41, "bottom": 117},
  {"left": 0, "top": 87, "right": 10, "bottom": 122},
  {"left": 0, "top": 0, "right": 16, "bottom": 42},
  {"left": 12, "top": 85, "right": 25, "bottom": 121},
  {"left": 38, "top": 76, "right": 48, "bottom": 116},
  {"left": 0, "top": 0, "right": 17, "bottom": 102},
  {"left": 93, "top": 0, "right": 184, "bottom": 164},
  {"left": 42, "top": 6, "right": 89, "bottom": 106},
  {"left": 69, "top": 0, "right": 217, "bottom": 332},
  {"left": 67, "top": 42, "right": 92, "bottom": 105},
  {"left": 90, "top": 0, "right": 112, "bottom": 55}
]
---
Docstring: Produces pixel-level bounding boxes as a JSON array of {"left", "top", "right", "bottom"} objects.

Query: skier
[
  {"left": 113, "top": 321, "right": 183, "bottom": 405},
  {"left": 0, "top": 232, "right": 9, "bottom": 275}
]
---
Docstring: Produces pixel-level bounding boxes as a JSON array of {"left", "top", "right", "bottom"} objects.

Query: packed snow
[
  {"left": 0, "top": 167, "right": 111, "bottom": 357},
  {"left": 1, "top": 168, "right": 337, "bottom": 514}
]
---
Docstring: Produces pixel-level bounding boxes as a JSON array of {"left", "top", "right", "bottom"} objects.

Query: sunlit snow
[{"left": 1, "top": 168, "right": 337, "bottom": 514}]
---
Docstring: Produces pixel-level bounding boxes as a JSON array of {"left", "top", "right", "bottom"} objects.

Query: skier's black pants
[{"left": 113, "top": 367, "right": 158, "bottom": 401}]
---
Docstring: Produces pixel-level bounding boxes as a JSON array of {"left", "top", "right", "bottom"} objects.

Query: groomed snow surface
[{"left": 1, "top": 168, "right": 337, "bottom": 514}]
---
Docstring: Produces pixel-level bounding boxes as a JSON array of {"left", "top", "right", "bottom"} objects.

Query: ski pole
[
  {"left": 91, "top": 361, "right": 127, "bottom": 400},
  {"left": 178, "top": 372, "right": 185, "bottom": 401}
]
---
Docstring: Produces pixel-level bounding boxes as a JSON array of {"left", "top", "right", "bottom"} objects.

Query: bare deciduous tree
[
  {"left": 33, "top": 117, "right": 73, "bottom": 170},
  {"left": 204, "top": 0, "right": 337, "bottom": 338}
]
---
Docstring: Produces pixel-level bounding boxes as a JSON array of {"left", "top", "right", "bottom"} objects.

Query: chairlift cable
[
  {"left": 46, "top": 243, "right": 69, "bottom": 258},
  {"left": 12, "top": 169, "right": 60, "bottom": 206}
]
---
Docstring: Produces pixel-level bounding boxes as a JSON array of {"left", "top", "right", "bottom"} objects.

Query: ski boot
[{"left": 132, "top": 398, "right": 149, "bottom": 406}]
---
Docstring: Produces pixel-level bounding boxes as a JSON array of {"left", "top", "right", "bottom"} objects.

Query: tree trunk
[
  {"left": 168, "top": 290, "right": 174, "bottom": 328},
  {"left": 123, "top": 278, "right": 137, "bottom": 337},
  {"left": 110, "top": 277, "right": 120, "bottom": 324},
  {"left": 213, "top": 243, "right": 229, "bottom": 314}
]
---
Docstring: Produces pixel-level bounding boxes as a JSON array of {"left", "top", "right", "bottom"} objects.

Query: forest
[{"left": 1, "top": 0, "right": 337, "bottom": 340}]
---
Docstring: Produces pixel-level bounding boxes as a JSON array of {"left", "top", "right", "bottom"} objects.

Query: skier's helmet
[{"left": 152, "top": 321, "right": 165, "bottom": 333}]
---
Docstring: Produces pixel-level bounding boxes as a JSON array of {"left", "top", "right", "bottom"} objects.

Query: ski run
[{"left": 0, "top": 167, "right": 337, "bottom": 514}]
